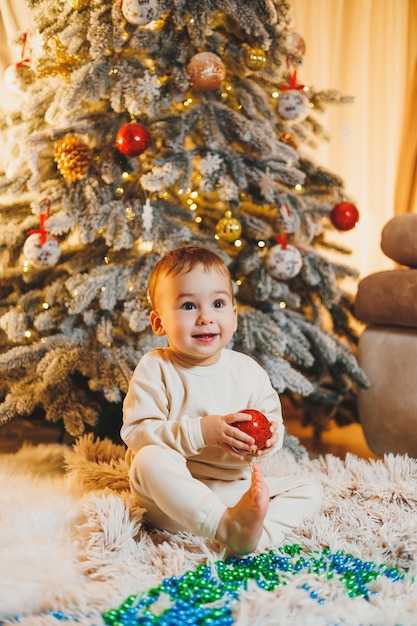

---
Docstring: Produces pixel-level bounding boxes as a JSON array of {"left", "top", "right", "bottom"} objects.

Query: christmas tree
[{"left": 0, "top": 0, "right": 368, "bottom": 442}]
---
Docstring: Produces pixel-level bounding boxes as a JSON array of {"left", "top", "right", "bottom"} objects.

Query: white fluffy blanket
[{"left": 1, "top": 435, "right": 417, "bottom": 625}]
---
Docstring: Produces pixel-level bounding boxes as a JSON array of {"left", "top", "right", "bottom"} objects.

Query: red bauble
[
  {"left": 232, "top": 409, "right": 271, "bottom": 454},
  {"left": 115, "top": 123, "right": 150, "bottom": 157},
  {"left": 330, "top": 202, "right": 360, "bottom": 231},
  {"left": 186, "top": 52, "right": 226, "bottom": 92}
]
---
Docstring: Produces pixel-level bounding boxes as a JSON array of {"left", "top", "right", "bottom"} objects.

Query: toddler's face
[{"left": 150, "top": 265, "right": 237, "bottom": 366}]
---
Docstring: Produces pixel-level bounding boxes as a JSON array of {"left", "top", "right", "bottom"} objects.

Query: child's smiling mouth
[{"left": 193, "top": 333, "right": 218, "bottom": 342}]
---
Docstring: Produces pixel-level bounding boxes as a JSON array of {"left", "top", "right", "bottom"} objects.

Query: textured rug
[{"left": 0, "top": 435, "right": 417, "bottom": 626}]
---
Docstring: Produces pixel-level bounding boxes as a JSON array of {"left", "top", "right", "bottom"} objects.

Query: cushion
[
  {"left": 381, "top": 213, "right": 417, "bottom": 266},
  {"left": 357, "top": 327, "right": 417, "bottom": 457},
  {"left": 355, "top": 269, "right": 417, "bottom": 328}
]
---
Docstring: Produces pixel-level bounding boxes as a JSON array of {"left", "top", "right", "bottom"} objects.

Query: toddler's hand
[
  {"left": 201, "top": 412, "right": 257, "bottom": 460},
  {"left": 254, "top": 420, "right": 279, "bottom": 458}
]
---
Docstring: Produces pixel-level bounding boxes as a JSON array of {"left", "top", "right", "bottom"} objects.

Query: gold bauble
[
  {"left": 71, "top": 0, "right": 90, "bottom": 9},
  {"left": 54, "top": 136, "right": 92, "bottom": 182},
  {"left": 245, "top": 47, "right": 267, "bottom": 71},
  {"left": 277, "top": 132, "right": 297, "bottom": 150},
  {"left": 216, "top": 210, "right": 242, "bottom": 242}
]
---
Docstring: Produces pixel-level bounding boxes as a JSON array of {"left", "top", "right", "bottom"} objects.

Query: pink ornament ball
[
  {"left": 115, "top": 122, "right": 150, "bottom": 157},
  {"left": 186, "top": 52, "right": 226, "bottom": 92}
]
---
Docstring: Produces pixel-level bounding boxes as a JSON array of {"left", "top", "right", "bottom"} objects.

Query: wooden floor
[
  {"left": 285, "top": 412, "right": 379, "bottom": 460},
  {"left": 0, "top": 408, "right": 380, "bottom": 460}
]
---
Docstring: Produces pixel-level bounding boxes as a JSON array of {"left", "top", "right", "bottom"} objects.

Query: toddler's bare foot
[{"left": 216, "top": 463, "right": 269, "bottom": 555}]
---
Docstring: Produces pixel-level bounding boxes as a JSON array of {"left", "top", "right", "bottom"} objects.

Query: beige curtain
[
  {"left": 292, "top": 0, "right": 416, "bottom": 276},
  {"left": 1, "top": 0, "right": 416, "bottom": 276}
]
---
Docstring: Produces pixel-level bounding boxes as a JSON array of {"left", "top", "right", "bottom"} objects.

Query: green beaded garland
[{"left": 99, "top": 544, "right": 407, "bottom": 626}]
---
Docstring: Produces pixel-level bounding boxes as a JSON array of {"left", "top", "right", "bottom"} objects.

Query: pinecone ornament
[{"left": 54, "top": 136, "right": 92, "bottom": 181}]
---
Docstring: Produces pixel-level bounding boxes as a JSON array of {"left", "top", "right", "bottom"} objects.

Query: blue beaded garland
[
  {"left": 0, "top": 545, "right": 408, "bottom": 626},
  {"left": 99, "top": 544, "right": 407, "bottom": 626}
]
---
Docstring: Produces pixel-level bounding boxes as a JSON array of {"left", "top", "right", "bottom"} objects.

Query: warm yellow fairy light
[
  {"left": 295, "top": 184, "right": 303, "bottom": 191},
  {"left": 234, "top": 239, "right": 242, "bottom": 247},
  {"left": 189, "top": 203, "right": 197, "bottom": 211},
  {"left": 272, "top": 91, "right": 279, "bottom": 99},
  {"left": 257, "top": 240, "right": 266, "bottom": 248},
  {"left": 236, "top": 279, "right": 242, "bottom": 286},
  {"left": 24, "top": 330, "right": 32, "bottom": 338},
  {"left": 137, "top": 240, "right": 154, "bottom": 253},
  {"left": 279, "top": 301, "right": 287, "bottom": 309},
  {"left": 42, "top": 302, "right": 49, "bottom": 309},
  {"left": 101, "top": 286, "right": 106, "bottom": 292},
  {"left": 195, "top": 216, "right": 202, "bottom": 224},
  {"left": 104, "top": 256, "right": 110, "bottom": 264},
  {"left": 183, "top": 98, "right": 193, "bottom": 107},
  {"left": 190, "top": 191, "right": 198, "bottom": 198}
]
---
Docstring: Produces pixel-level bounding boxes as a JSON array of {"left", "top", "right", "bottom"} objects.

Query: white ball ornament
[
  {"left": 277, "top": 89, "right": 310, "bottom": 123},
  {"left": 23, "top": 233, "right": 61, "bottom": 269},
  {"left": 265, "top": 243, "right": 302, "bottom": 280},
  {"left": 122, "top": 0, "right": 161, "bottom": 25}
]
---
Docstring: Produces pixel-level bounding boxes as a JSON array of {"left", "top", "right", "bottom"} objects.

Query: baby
[{"left": 121, "top": 245, "right": 321, "bottom": 554}]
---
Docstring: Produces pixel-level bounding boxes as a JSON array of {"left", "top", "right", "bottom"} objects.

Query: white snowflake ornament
[{"left": 23, "top": 233, "right": 61, "bottom": 269}]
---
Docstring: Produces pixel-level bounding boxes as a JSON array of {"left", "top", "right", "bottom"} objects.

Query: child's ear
[{"left": 150, "top": 310, "right": 166, "bottom": 336}]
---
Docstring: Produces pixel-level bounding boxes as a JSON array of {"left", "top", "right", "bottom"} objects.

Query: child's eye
[
  {"left": 181, "top": 302, "right": 195, "bottom": 310},
  {"left": 213, "top": 299, "right": 225, "bottom": 308}
]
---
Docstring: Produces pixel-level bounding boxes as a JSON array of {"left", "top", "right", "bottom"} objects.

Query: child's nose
[{"left": 197, "top": 307, "right": 213, "bottom": 324}]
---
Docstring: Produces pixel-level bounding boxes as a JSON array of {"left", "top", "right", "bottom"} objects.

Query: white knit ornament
[
  {"left": 266, "top": 242, "right": 302, "bottom": 280},
  {"left": 3, "top": 62, "right": 33, "bottom": 94},
  {"left": 121, "top": 0, "right": 161, "bottom": 25},
  {"left": 23, "top": 233, "right": 61, "bottom": 269},
  {"left": 277, "top": 90, "right": 310, "bottom": 123}
]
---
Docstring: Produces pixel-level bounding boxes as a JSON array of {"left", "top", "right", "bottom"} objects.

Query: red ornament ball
[
  {"left": 186, "top": 51, "right": 226, "bottom": 92},
  {"left": 232, "top": 409, "right": 271, "bottom": 454},
  {"left": 330, "top": 202, "right": 360, "bottom": 231},
  {"left": 115, "top": 122, "right": 150, "bottom": 157}
]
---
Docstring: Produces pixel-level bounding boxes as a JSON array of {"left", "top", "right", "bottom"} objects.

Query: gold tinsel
[
  {"left": 71, "top": 0, "right": 90, "bottom": 8},
  {"left": 37, "top": 36, "right": 82, "bottom": 80},
  {"left": 54, "top": 136, "right": 92, "bottom": 181}
]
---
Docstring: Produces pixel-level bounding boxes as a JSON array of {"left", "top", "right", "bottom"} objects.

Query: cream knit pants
[{"left": 129, "top": 444, "right": 321, "bottom": 551}]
